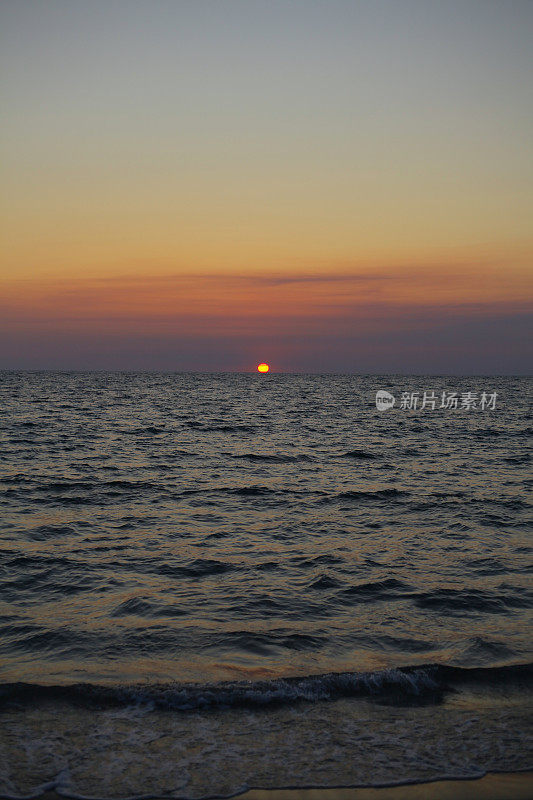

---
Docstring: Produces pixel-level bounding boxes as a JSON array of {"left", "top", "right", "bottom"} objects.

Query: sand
[
  {"left": 242, "top": 772, "right": 533, "bottom": 800},
  {"left": 28, "top": 772, "right": 532, "bottom": 800}
]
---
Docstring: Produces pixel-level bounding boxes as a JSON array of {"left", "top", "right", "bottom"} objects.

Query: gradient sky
[{"left": 1, "top": 0, "right": 532, "bottom": 372}]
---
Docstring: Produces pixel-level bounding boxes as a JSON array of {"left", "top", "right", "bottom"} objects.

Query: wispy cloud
[
  {"left": 1, "top": 262, "right": 531, "bottom": 371},
  {"left": 1, "top": 261, "right": 531, "bottom": 325}
]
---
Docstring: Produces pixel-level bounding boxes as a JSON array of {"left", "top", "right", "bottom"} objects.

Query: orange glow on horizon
[{"left": 257, "top": 363, "right": 270, "bottom": 373}]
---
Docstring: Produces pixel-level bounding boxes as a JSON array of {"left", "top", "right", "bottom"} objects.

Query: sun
[{"left": 257, "top": 363, "right": 270, "bottom": 373}]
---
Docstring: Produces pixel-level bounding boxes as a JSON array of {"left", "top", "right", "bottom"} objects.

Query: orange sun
[{"left": 257, "top": 363, "right": 270, "bottom": 373}]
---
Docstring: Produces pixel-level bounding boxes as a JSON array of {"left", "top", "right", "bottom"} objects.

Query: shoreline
[
  {"left": 18, "top": 771, "right": 531, "bottom": 800},
  {"left": 241, "top": 772, "right": 533, "bottom": 800}
]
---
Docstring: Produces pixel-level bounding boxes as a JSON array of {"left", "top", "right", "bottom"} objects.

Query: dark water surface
[{"left": 0, "top": 372, "right": 531, "bottom": 797}]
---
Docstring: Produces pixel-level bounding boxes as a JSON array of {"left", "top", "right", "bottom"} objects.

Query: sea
[{"left": 0, "top": 371, "right": 531, "bottom": 798}]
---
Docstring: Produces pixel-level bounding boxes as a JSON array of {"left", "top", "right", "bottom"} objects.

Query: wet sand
[
  {"left": 30, "top": 772, "right": 532, "bottom": 800},
  {"left": 242, "top": 772, "right": 533, "bottom": 800}
]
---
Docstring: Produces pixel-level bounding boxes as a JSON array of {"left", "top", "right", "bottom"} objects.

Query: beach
[
  {"left": 243, "top": 772, "right": 533, "bottom": 800},
  {"left": 25, "top": 772, "right": 533, "bottom": 800}
]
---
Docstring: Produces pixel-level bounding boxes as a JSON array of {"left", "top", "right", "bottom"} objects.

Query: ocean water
[{"left": 0, "top": 371, "right": 531, "bottom": 798}]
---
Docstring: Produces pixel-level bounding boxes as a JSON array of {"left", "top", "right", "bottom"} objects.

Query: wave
[
  {"left": 230, "top": 452, "right": 312, "bottom": 463},
  {"left": 340, "top": 578, "right": 413, "bottom": 601},
  {"left": 414, "top": 586, "right": 533, "bottom": 613},
  {"left": 340, "top": 450, "right": 379, "bottom": 459},
  {"left": 184, "top": 422, "right": 257, "bottom": 433},
  {"left": 1, "top": 663, "right": 530, "bottom": 714},
  {"left": 505, "top": 454, "right": 531, "bottom": 464},
  {"left": 155, "top": 558, "right": 236, "bottom": 577},
  {"left": 319, "top": 488, "right": 407, "bottom": 503},
  {"left": 474, "top": 428, "right": 503, "bottom": 438},
  {"left": 124, "top": 425, "right": 165, "bottom": 435}
]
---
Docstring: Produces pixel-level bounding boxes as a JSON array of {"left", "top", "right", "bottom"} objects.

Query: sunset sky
[{"left": 1, "top": 0, "right": 532, "bottom": 372}]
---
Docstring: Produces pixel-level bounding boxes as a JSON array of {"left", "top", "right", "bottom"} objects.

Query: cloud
[
  {"left": 1, "top": 261, "right": 531, "bottom": 371},
  {"left": 1, "top": 260, "right": 530, "bottom": 325}
]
